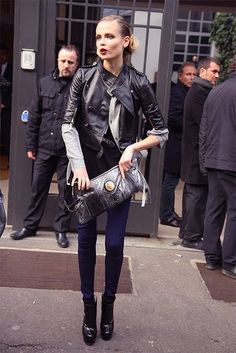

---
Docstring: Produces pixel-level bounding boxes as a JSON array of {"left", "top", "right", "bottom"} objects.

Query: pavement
[{"left": 0, "top": 179, "right": 236, "bottom": 353}]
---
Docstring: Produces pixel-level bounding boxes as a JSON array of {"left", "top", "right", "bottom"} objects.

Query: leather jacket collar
[{"left": 97, "top": 60, "right": 135, "bottom": 116}]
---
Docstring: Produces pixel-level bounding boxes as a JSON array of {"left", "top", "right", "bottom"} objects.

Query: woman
[{"left": 62, "top": 15, "right": 168, "bottom": 345}]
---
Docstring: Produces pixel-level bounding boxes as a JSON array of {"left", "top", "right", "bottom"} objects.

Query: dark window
[
  {"left": 173, "top": 63, "right": 181, "bottom": 71},
  {"left": 72, "top": 5, "right": 85, "bottom": 19},
  {"left": 175, "top": 34, "right": 185, "bottom": 42},
  {"left": 189, "top": 22, "right": 200, "bottom": 32},
  {"left": 177, "top": 21, "right": 187, "bottom": 31},
  {"left": 174, "top": 54, "right": 184, "bottom": 62},
  {"left": 200, "top": 36, "right": 210, "bottom": 45},
  {"left": 88, "top": 6, "right": 100, "bottom": 21},
  {"left": 56, "top": 20, "right": 69, "bottom": 46},
  {"left": 200, "top": 46, "right": 210, "bottom": 55},
  {"left": 202, "top": 22, "right": 212, "bottom": 32},
  {"left": 189, "top": 35, "right": 199, "bottom": 44},
  {"left": 190, "top": 11, "right": 201, "bottom": 20},
  {"left": 178, "top": 9, "right": 188, "bottom": 19},
  {"left": 188, "top": 45, "right": 198, "bottom": 54},
  {"left": 71, "top": 21, "right": 84, "bottom": 54},
  {"left": 186, "top": 54, "right": 195, "bottom": 62},
  {"left": 203, "top": 12, "right": 213, "bottom": 21},
  {"left": 85, "top": 22, "right": 97, "bottom": 64},
  {"left": 175, "top": 44, "right": 185, "bottom": 53}
]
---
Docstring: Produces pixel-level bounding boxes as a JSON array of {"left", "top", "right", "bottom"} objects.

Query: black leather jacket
[{"left": 63, "top": 60, "right": 166, "bottom": 152}]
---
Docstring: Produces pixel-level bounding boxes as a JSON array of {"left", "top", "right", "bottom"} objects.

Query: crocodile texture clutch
[{"left": 65, "top": 165, "right": 149, "bottom": 224}]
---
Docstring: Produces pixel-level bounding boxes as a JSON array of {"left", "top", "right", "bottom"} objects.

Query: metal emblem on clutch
[{"left": 104, "top": 181, "right": 115, "bottom": 192}]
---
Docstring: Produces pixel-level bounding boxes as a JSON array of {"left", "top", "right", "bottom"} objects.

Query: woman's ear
[{"left": 123, "top": 36, "right": 130, "bottom": 48}]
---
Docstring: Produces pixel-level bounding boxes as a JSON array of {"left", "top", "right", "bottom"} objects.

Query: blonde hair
[{"left": 97, "top": 15, "right": 139, "bottom": 60}]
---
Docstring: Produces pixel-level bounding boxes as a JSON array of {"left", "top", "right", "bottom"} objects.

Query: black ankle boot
[
  {"left": 100, "top": 296, "right": 114, "bottom": 341},
  {"left": 82, "top": 298, "right": 97, "bottom": 345}
]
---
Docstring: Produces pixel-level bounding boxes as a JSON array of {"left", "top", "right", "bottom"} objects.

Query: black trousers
[
  {"left": 23, "top": 155, "right": 71, "bottom": 233},
  {"left": 180, "top": 183, "right": 208, "bottom": 242},
  {"left": 160, "top": 171, "right": 180, "bottom": 220},
  {"left": 203, "top": 169, "right": 236, "bottom": 268}
]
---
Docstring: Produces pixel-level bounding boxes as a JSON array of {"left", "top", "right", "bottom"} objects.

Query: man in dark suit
[
  {"left": 199, "top": 55, "right": 236, "bottom": 279},
  {"left": 160, "top": 62, "right": 197, "bottom": 227},
  {"left": 0, "top": 44, "right": 13, "bottom": 159},
  {"left": 180, "top": 57, "right": 220, "bottom": 250}
]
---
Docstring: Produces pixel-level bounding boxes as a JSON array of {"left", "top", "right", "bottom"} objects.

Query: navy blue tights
[{"left": 77, "top": 198, "right": 131, "bottom": 301}]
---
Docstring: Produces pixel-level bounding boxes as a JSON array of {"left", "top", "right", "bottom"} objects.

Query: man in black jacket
[
  {"left": 199, "top": 56, "right": 236, "bottom": 279},
  {"left": 180, "top": 57, "right": 220, "bottom": 250},
  {"left": 160, "top": 61, "right": 196, "bottom": 227},
  {"left": 10, "top": 45, "right": 79, "bottom": 248}
]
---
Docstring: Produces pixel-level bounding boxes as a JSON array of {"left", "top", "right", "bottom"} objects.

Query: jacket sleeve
[
  {"left": 139, "top": 75, "right": 168, "bottom": 147},
  {"left": 199, "top": 100, "right": 208, "bottom": 175},
  {"left": 63, "top": 68, "right": 84, "bottom": 124},
  {"left": 25, "top": 81, "right": 42, "bottom": 152},
  {"left": 62, "top": 69, "right": 86, "bottom": 171}
]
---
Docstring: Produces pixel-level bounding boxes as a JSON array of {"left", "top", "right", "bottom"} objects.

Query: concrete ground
[{"left": 0, "top": 179, "right": 236, "bottom": 353}]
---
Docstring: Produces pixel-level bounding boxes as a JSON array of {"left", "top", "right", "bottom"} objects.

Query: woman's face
[{"left": 96, "top": 20, "right": 129, "bottom": 63}]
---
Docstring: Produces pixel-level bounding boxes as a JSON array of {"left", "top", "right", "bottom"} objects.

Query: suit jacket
[
  {"left": 164, "top": 80, "right": 189, "bottom": 175},
  {"left": 199, "top": 71, "right": 236, "bottom": 174},
  {"left": 181, "top": 77, "right": 212, "bottom": 185}
]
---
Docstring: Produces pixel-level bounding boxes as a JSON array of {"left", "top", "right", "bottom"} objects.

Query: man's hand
[
  {"left": 27, "top": 151, "right": 36, "bottom": 160},
  {"left": 72, "top": 167, "right": 90, "bottom": 190}
]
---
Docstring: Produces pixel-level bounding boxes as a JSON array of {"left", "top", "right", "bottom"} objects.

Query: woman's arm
[
  {"left": 119, "top": 134, "right": 160, "bottom": 178},
  {"left": 61, "top": 123, "right": 90, "bottom": 189},
  {"left": 62, "top": 69, "right": 90, "bottom": 190},
  {"left": 118, "top": 74, "right": 168, "bottom": 178}
]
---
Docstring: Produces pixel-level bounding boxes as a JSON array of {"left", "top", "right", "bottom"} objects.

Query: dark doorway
[{"left": 0, "top": 0, "right": 14, "bottom": 181}]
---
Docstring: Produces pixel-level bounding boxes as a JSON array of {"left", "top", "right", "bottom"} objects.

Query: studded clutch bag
[{"left": 65, "top": 165, "right": 149, "bottom": 224}]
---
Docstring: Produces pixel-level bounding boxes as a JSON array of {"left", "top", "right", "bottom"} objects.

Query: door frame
[{"left": 8, "top": 0, "right": 179, "bottom": 236}]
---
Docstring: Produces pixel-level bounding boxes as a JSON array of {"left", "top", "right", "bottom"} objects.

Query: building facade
[{"left": 1, "top": 0, "right": 235, "bottom": 235}]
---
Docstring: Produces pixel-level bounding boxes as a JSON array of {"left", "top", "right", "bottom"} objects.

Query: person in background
[
  {"left": 10, "top": 45, "right": 79, "bottom": 248},
  {"left": 199, "top": 55, "right": 236, "bottom": 279},
  {"left": 160, "top": 61, "right": 197, "bottom": 228},
  {"left": 62, "top": 15, "right": 168, "bottom": 345},
  {"left": 0, "top": 72, "right": 11, "bottom": 237},
  {"left": 0, "top": 189, "right": 6, "bottom": 237},
  {"left": 0, "top": 44, "right": 13, "bottom": 160},
  {"left": 180, "top": 56, "right": 220, "bottom": 250}
]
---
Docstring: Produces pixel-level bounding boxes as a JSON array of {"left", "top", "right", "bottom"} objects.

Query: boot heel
[
  {"left": 82, "top": 298, "right": 97, "bottom": 345},
  {"left": 100, "top": 296, "right": 114, "bottom": 341}
]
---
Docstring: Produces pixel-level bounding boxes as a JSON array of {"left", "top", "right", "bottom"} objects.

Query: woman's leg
[
  {"left": 77, "top": 219, "right": 98, "bottom": 345},
  {"left": 77, "top": 218, "right": 97, "bottom": 301},
  {"left": 104, "top": 197, "right": 131, "bottom": 299},
  {"left": 100, "top": 197, "right": 131, "bottom": 340}
]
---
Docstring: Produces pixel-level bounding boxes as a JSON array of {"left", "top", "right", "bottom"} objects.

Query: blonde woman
[{"left": 62, "top": 15, "right": 168, "bottom": 345}]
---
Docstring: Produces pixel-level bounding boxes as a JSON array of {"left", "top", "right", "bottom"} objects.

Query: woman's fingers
[
  {"left": 72, "top": 168, "right": 90, "bottom": 190},
  {"left": 119, "top": 165, "right": 125, "bottom": 179}
]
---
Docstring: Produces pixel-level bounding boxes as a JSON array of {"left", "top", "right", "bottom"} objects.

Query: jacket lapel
[{"left": 98, "top": 61, "right": 135, "bottom": 116}]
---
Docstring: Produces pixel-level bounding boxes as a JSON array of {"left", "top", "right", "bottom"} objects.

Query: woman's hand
[
  {"left": 72, "top": 167, "right": 90, "bottom": 190},
  {"left": 118, "top": 145, "right": 135, "bottom": 179},
  {"left": 27, "top": 151, "right": 36, "bottom": 160}
]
